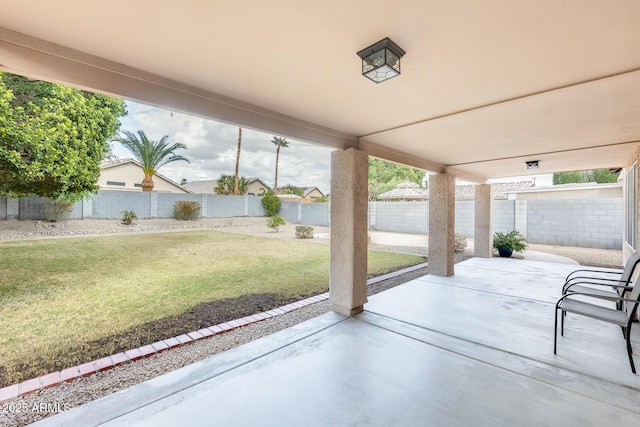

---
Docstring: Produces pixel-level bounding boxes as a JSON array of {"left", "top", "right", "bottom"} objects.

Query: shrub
[
  {"left": 454, "top": 233, "right": 467, "bottom": 253},
  {"left": 121, "top": 210, "right": 137, "bottom": 225},
  {"left": 493, "top": 230, "right": 527, "bottom": 253},
  {"left": 262, "top": 193, "right": 281, "bottom": 216},
  {"left": 295, "top": 225, "right": 314, "bottom": 239},
  {"left": 45, "top": 198, "right": 74, "bottom": 222},
  {"left": 173, "top": 201, "right": 201, "bottom": 220},
  {"left": 267, "top": 214, "right": 286, "bottom": 231}
]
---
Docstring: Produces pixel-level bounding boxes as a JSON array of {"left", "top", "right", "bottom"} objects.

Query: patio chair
[
  {"left": 562, "top": 251, "right": 640, "bottom": 309},
  {"left": 554, "top": 275, "right": 640, "bottom": 373}
]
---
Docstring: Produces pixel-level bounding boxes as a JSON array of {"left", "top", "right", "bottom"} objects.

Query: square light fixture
[
  {"left": 526, "top": 160, "right": 540, "bottom": 169},
  {"left": 356, "top": 37, "right": 406, "bottom": 83}
]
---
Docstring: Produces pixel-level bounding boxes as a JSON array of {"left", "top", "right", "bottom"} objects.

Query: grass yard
[{"left": 0, "top": 230, "right": 424, "bottom": 386}]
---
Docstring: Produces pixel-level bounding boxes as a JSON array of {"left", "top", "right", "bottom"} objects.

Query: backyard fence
[{"left": 0, "top": 191, "right": 623, "bottom": 249}]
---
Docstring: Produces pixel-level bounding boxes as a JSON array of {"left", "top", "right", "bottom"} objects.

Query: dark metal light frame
[
  {"left": 526, "top": 160, "right": 540, "bottom": 169},
  {"left": 356, "top": 37, "right": 406, "bottom": 83}
]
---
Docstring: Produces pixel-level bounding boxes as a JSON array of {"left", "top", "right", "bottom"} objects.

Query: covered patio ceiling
[{"left": 0, "top": 1, "right": 639, "bottom": 182}]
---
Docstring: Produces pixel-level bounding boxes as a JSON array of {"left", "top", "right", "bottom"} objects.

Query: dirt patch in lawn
[{"left": 0, "top": 292, "right": 320, "bottom": 388}]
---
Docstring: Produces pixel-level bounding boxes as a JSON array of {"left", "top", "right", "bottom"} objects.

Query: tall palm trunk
[
  {"left": 274, "top": 145, "right": 280, "bottom": 193},
  {"left": 233, "top": 127, "right": 242, "bottom": 195}
]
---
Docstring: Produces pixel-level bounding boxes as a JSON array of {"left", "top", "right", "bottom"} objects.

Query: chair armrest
[
  {"left": 562, "top": 277, "right": 629, "bottom": 293},
  {"left": 565, "top": 269, "right": 622, "bottom": 281}
]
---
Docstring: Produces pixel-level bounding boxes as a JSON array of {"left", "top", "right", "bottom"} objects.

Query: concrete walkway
[{"left": 34, "top": 258, "right": 639, "bottom": 426}]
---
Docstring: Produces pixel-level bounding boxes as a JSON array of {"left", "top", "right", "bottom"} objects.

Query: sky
[
  {"left": 112, "top": 100, "right": 553, "bottom": 192},
  {"left": 112, "top": 101, "right": 335, "bottom": 193}
]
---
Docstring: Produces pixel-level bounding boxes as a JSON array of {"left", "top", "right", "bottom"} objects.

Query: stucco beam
[
  {"left": 359, "top": 140, "right": 446, "bottom": 174},
  {"left": 0, "top": 26, "right": 358, "bottom": 150}
]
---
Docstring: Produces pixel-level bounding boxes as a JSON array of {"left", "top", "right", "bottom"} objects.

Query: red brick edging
[{"left": 0, "top": 262, "right": 427, "bottom": 403}]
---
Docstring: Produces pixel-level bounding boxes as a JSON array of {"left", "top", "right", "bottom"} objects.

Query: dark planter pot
[{"left": 498, "top": 247, "right": 513, "bottom": 258}]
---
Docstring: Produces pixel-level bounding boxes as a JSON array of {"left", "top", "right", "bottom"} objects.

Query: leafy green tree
[
  {"left": 271, "top": 136, "right": 289, "bottom": 193},
  {"left": 0, "top": 72, "right": 127, "bottom": 200},
  {"left": 280, "top": 184, "right": 304, "bottom": 196},
  {"left": 368, "top": 158, "right": 426, "bottom": 200},
  {"left": 553, "top": 169, "right": 619, "bottom": 185},
  {"left": 215, "top": 174, "right": 248, "bottom": 195},
  {"left": 112, "top": 130, "right": 189, "bottom": 191},
  {"left": 261, "top": 190, "right": 281, "bottom": 216}
]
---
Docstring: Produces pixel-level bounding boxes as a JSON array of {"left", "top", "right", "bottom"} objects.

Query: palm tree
[
  {"left": 271, "top": 136, "right": 289, "bottom": 193},
  {"left": 215, "top": 174, "right": 248, "bottom": 195},
  {"left": 233, "top": 127, "right": 242, "bottom": 195},
  {"left": 113, "top": 130, "right": 190, "bottom": 192}
]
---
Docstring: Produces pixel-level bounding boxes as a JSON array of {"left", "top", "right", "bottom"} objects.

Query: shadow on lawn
[{"left": 1, "top": 292, "right": 320, "bottom": 388}]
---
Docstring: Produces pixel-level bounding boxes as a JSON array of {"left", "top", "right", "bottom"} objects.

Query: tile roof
[{"left": 377, "top": 180, "right": 535, "bottom": 200}]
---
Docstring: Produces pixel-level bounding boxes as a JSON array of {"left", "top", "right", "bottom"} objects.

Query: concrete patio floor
[{"left": 34, "top": 258, "right": 640, "bottom": 426}]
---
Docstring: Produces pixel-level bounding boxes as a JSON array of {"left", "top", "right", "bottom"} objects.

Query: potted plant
[{"left": 492, "top": 230, "right": 527, "bottom": 258}]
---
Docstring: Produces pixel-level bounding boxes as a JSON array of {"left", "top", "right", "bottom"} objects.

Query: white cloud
[{"left": 113, "top": 101, "right": 334, "bottom": 192}]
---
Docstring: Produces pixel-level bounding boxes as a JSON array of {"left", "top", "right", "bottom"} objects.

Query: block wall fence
[{"left": 0, "top": 190, "right": 623, "bottom": 249}]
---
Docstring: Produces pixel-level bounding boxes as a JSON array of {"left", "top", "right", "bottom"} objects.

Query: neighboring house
[
  {"left": 182, "top": 177, "right": 270, "bottom": 196},
  {"left": 377, "top": 181, "right": 429, "bottom": 201},
  {"left": 455, "top": 181, "right": 535, "bottom": 200},
  {"left": 277, "top": 194, "right": 303, "bottom": 202},
  {"left": 99, "top": 158, "right": 190, "bottom": 193},
  {"left": 301, "top": 187, "right": 326, "bottom": 202}
]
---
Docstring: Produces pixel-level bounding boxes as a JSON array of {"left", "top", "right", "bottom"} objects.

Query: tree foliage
[
  {"left": 261, "top": 190, "right": 281, "bottom": 216},
  {"left": 0, "top": 72, "right": 127, "bottom": 200},
  {"left": 552, "top": 169, "right": 619, "bottom": 185},
  {"left": 216, "top": 174, "right": 248, "bottom": 195},
  {"left": 279, "top": 184, "right": 303, "bottom": 196},
  {"left": 368, "top": 158, "right": 426, "bottom": 200},
  {"left": 112, "top": 130, "right": 189, "bottom": 191}
]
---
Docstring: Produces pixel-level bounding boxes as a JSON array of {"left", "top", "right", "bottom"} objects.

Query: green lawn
[{"left": 0, "top": 231, "right": 424, "bottom": 385}]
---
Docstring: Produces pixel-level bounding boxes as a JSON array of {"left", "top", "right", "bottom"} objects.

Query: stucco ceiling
[{"left": 0, "top": 0, "right": 639, "bottom": 182}]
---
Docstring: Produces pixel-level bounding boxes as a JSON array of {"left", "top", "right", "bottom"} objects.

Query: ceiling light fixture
[
  {"left": 526, "top": 160, "right": 540, "bottom": 170},
  {"left": 356, "top": 37, "right": 406, "bottom": 83}
]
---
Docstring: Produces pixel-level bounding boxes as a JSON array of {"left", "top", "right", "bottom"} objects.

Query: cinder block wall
[
  {"left": 455, "top": 200, "right": 474, "bottom": 236},
  {"left": 493, "top": 200, "right": 516, "bottom": 234},
  {"left": 300, "top": 203, "right": 330, "bottom": 226},
  {"left": 93, "top": 191, "right": 152, "bottom": 218},
  {"left": 372, "top": 202, "right": 429, "bottom": 233},
  {"left": 0, "top": 192, "right": 625, "bottom": 249},
  {"left": 279, "top": 202, "right": 299, "bottom": 223},
  {"left": 207, "top": 195, "right": 245, "bottom": 217},
  {"left": 526, "top": 198, "right": 623, "bottom": 249}
]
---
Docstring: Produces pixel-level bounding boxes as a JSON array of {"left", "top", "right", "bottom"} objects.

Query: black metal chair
[
  {"left": 554, "top": 274, "right": 640, "bottom": 373},
  {"left": 562, "top": 251, "right": 640, "bottom": 310}
]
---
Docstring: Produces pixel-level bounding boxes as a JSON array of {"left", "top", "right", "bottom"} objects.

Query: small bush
[
  {"left": 295, "top": 225, "right": 314, "bottom": 239},
  {"left": 262, "top": 193, "right": 281, "bottom": 216},
  {"left": 45, "top": 199, "right": 73, "bottom": 222},
  {"left": 174, "top": 201, "right": 201, "bottom": 220},
  {"left": 267, "top": 214, "right": 286, "bottom": 231},
  {"left": 454, "top": 233, "right": 467, "bottom": 253},
  {"left": 121, "top": 210, "right": 137, "bottom": 225}
]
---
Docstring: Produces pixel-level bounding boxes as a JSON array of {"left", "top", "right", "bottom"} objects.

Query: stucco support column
[
  {"left": 474, "top": 184, "right": 493, "bottom": 258},
  {"left": 330, "top": 148, "right": 368, "bottom": 316},
  {"left": 428, "top": 173, "right": 455, "bottom": 276}
]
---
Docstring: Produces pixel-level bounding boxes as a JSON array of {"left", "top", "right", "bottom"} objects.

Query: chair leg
[
  {"left": 561, "top": 309, "right": 565, "bottom": 336},
  {"left": 554, "top": 308, "right": 558, "bottom": 354},
  {"left": 626, "top": 334, "right": 636, "bottom": 374}
]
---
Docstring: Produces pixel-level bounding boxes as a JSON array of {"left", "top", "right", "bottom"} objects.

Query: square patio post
[
  {"left": 428, "top": 173, "right": 455, "bottom": 276},
  {"left": 330, "top": 148, "right": 368, "bottom": 316},
  {"left": 474, "top": 184, "right": 493, "bottom": 258}
]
